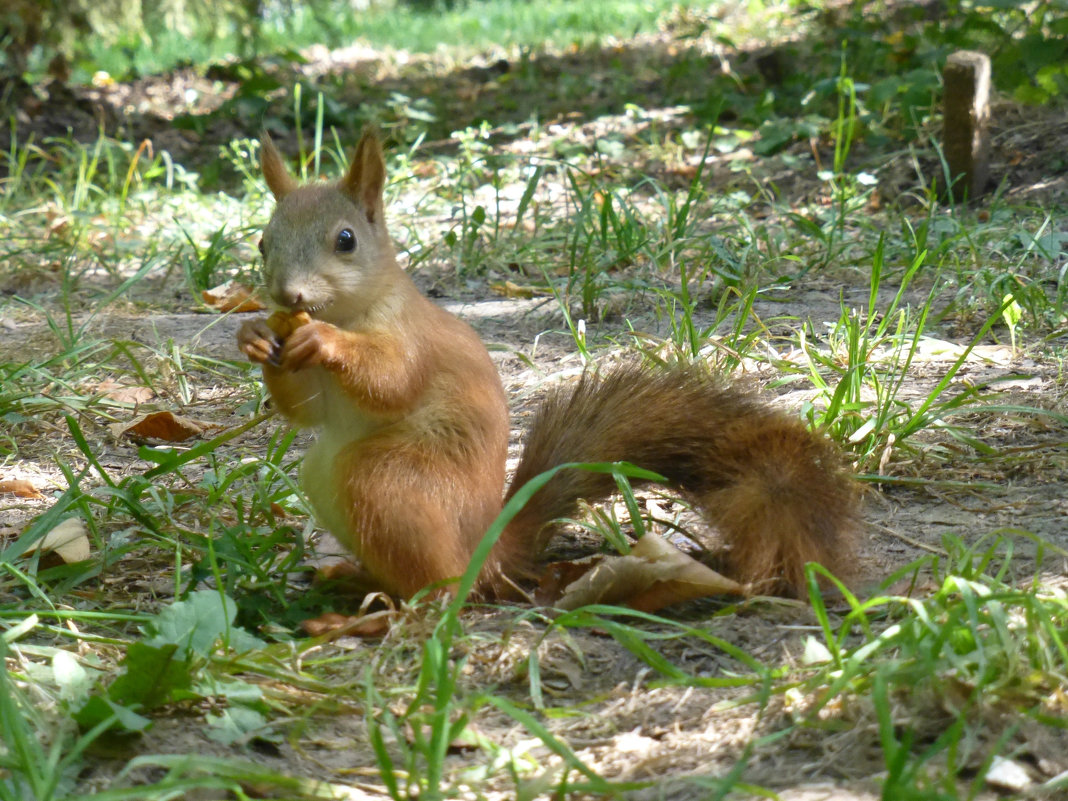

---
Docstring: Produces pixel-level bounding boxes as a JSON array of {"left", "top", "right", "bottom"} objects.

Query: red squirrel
[{"left": 237, "top": 130, "right": 859, "bottom": 600}]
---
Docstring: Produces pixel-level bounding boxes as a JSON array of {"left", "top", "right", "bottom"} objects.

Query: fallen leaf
[
  {"left": 802, "top": 636, "right": 834, "bottom": 665},
  {"left": 668, "top": 164, "right": 699, "bottom": 181},
  {"left": 111, "top": 411, "right": 209, "bottom": 442},
  {"left": 46, "top": 212, "right": 70, "bottom": 238},
  {"left": 412, "top": 161, "right": 438, "bottom": 178},
  {"left": 94, "top": 378, "right": 155, "bottom": 405},
  {"left": 488, "top": 280, "right": 547, "bottom": 299},
  {"left": 536, "top": 559, "right": 596, "bottom": 605},
  {"left": 399, "top": 718, "right": 488, "bottom": 753},
  {"left": 554, "top": 534, "right": 744, "bottom": 612},
  {"left": 201, "top": 280, "right": 265, "bottom": 313},
  {"left": 445, "top": 722, "right": 489, "bottom": 753},
  {"left": 301, "top": 610, "right": 394, "bottom": 639},
  {"left": 25, "top": 518, "right": 91, "bottom": 563},
  {"left": 0, "top": 478, "right": 45, "bottom": 499},
  {"left": 985, "top": 756, "right": 1032, "bottom": 792},
  {"left": 614, "top": 729, "right": 659, "bottom": 754}
]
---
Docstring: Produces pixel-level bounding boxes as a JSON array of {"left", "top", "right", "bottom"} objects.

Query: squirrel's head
[{"left": 257, "top": 130, "right": 395, "bottom": 324}]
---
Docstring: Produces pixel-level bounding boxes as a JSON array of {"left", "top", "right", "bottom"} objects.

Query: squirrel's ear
[
  {"left": 339, "top": 129, "right": 386, "bottom": 224},
  {"left": 260, "top": 134, "right": 297, "bottom": 200}
]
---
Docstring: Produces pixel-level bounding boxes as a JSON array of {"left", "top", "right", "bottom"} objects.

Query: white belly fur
[{"left": 300, "top": 381, "right": 386, "bottom": 546}]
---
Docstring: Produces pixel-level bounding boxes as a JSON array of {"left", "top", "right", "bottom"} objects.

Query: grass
[
  {"left": 73, "top": 0, "right": 704, "bottom": 83},
  {"left": 2, "top": 0, "right": 1068, "bottom": 797},
  {"left": 804, "top": 533, "right": 1068, "bottom": 796}
]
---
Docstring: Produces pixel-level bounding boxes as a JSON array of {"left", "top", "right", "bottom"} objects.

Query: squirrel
[{"left": 236, "top": 130, "right": 860, "bottom": 601}]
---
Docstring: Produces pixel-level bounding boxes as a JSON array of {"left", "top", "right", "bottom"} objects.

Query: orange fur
[
  {"left": 494, "top": 365, "right": 858, "bottom": 597},
  {"left": 237, "top": 130, "right": 860, "bottom": 602}
]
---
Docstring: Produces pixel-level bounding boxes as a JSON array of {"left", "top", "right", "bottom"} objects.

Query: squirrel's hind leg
[{"left": 328, "top": 432, "right": 495, "bottom": 599}]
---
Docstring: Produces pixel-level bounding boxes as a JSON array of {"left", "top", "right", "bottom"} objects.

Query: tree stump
[{"left": 942, "top": 50, "right": 991, "bottom": 202}]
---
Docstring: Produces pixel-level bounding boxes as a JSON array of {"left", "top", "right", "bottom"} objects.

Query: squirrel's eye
[
  {"left": 257, "top": 237, "right": 265, "bottom": 256},
  {"left": 336, "top": 228, "right": 356, "bottom": 253}
]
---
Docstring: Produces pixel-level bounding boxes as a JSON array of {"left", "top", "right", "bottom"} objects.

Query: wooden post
[{"left": 942, "top": 50, "right": 991, "bottom": 202}]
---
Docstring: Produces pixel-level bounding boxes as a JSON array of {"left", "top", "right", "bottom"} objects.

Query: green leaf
[
  {"left": 144, "top": 590, "right": 265, "bottom": 656},
  {"left": 107, "top": 642, "right": 194, "bottom": 711},
  {"left": 72, "top": 641, "right": 201, "bottom": 732},
  {"left": 195, "top": 677, "right": 265, "bottom": 708},
  {"left": 53, "top": 649, "right": 92, "bottom": 705},
  {"left": 73, "top": 695, "right": 152, "bottom": 733},
  {"left": 205, "top": 706, "right": 270, "bottom": 746},
  {"left": 1002, "top": 293, "right": 1023, "bottom": 330}
]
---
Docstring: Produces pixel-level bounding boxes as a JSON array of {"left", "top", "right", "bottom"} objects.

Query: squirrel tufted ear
[
  {"left": 260, "top": 133, "right": 297, "bottom": 200},
  {"left": 339, "top": 129, "right": 386, "bottom": 224}
]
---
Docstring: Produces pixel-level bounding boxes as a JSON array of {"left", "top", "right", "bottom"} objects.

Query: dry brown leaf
[
  {"left": 111, "top": 411, "right": 208, "bottom": 442},
  {"left": 94, "top": 377, "right": 155, "bottom": 405},
  {"left": 46, "top": 212, "right": 70, "bottom": 238},
  {"left": 445, "top": 722, "right": 486, "bottom": 754},
  {"left": 536, "top": 558, "right": 596, "bottom": 606},
  {"left": 554, "top": 534, "right": 744, "bottom": 612},
  {"left": 302, "top": 612, "right": 350, "bottom": 636},
  {"left": 488, "top": 280, "right": 547, "bottom": 299},
  {"left": 301, "top": 610, "right": 394, "bottom": 639},
  {"left": 201, "top": 280, "right": 266, "bottom": 313},
  {"left": 26, "top": 517, "right": 91, "bottom": 563},
  {"left": 412, "top": 161, "right": 438, "bottom": 178},
  {"left": 0, "top": 478, "right": 45, "bottom": 499}
]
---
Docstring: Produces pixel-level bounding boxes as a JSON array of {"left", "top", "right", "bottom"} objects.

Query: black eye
[{"left": 335, "top": 228, "right": 356, "bottom": 253}]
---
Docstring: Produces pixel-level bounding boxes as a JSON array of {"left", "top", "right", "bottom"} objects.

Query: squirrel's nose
[{"left": 274, "top": 286, "right": 304, "bottom": 309}]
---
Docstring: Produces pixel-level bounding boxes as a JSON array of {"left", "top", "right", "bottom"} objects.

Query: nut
[{"left": 265, "top": 310, "right": 312, "bottom": 338}]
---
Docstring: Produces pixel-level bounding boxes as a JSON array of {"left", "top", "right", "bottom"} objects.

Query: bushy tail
[{"left": 487, "top": 363, "right": 859, "bottom": 598}]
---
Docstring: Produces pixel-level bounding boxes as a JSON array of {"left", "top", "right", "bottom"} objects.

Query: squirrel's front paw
[
  {"left": 279, "top": 321, "right": 339, "bottom": 371},
  {"left": 237, "top": 319, "right": 281, "bottom": 365}
]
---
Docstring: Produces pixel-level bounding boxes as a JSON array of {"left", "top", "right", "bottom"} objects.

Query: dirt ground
[{"left": 5, "top": 279, "right": 1067, "bottom": 798}]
